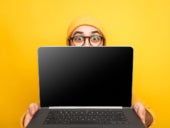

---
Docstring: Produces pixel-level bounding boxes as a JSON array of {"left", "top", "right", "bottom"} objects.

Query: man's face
[{"left": 69, "top": 26, "right": 104, "bottom": 46}]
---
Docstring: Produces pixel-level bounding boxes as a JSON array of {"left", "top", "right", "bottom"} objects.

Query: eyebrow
[
  {"left": 72, "top": 30, "right": 102, "bottom": 37},
  {"left": 91, "top": 31, "right": 101, "bottom": 34},
  {"left": 72, "top": 31, "right": 84, "bottom": 36}
]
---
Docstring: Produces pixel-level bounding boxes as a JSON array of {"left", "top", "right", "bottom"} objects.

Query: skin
[
  {"left": 69, "top": 26, "right": 104, "bottom": 46},
  {"left": 23, "top": 25, "right": 153, "bottom": 128}
]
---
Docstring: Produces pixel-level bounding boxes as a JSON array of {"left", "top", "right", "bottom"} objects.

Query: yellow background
[{"left": 0, "top": 0, "right": 170, "bottom": 127}]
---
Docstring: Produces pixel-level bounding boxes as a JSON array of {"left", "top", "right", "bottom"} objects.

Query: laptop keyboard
[{"left": 43, "top": 109, "right": 129, "bottom": 125}]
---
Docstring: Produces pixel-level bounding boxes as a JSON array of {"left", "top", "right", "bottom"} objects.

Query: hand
[
  {"left": 23, "top": 102, "right": 150, "bottom": 127},
  {"left": 133, "top": 102, "right": 146, "bottom": 125},
  {"left": 23, "top": 103, "right": 39, "bottom": 128}
]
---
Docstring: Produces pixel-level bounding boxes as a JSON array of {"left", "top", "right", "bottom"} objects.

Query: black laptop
[{"left": 26, "top": 46, "right": 146, "bottom": 128}]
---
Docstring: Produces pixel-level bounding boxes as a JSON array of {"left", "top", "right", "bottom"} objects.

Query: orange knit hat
[{"left": 66, "top": 15, "right": 106, "bottom": 45}]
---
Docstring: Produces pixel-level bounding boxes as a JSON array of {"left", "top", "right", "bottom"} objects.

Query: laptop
[{"left": 26, "top": 46, "right": 146, "bottom": 128}]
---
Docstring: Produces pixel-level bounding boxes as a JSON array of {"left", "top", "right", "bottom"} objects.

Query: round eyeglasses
[{"left": 69, "top": 35, "right": 104, "bottom": 46}]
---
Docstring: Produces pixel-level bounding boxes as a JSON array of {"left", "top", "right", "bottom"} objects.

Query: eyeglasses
[{"left": 69, "top": 35, "right": 104, "bottom": 46}]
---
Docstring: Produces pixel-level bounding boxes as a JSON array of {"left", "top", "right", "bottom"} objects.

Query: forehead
[{"left": 72, "top": 25, "right": 100, "bottom": 35}]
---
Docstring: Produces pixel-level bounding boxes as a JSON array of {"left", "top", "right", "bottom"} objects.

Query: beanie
[{"left": 66, "top": 15, "right": 106, "bottom": 45}]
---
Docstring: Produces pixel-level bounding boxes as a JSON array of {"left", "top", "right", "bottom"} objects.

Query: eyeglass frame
[{"left": 68, "top": 35, "right": 105, "bottom": 46}]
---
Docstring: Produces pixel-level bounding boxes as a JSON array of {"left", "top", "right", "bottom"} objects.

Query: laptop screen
[{"left": 38, "top": 46, "right": 133, "bottom": 107}]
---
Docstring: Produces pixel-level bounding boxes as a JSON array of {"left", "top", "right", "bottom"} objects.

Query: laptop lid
[{"left": 38, "top": 46, "right": 133, "bottom": 108}]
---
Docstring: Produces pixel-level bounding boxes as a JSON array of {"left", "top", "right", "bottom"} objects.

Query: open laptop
[{"left": 26, "top": 46, "right": 146, "bottom": 128}]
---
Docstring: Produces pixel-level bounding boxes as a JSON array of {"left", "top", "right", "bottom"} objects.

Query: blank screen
[{"left": 38, "top": 46, "right": 133, "bottom": 107}]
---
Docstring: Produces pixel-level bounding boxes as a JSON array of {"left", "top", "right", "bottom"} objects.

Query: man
[{"left": 22, "top": 15, "right": 154, "bottom": 128}]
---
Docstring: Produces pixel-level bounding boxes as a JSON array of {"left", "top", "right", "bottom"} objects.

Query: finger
[
  {"left": 133, "top": 103, "right": 138, "bottom": 110},
  {"left": 133, "top": 103, "right": 145, "bottom": 124},
  {"left": 133, "top": 103, "right": 140, "bottom": 113},
  {"left": 24, "top": 103, "right": 39, "bottom": 127},
  {"left": 28, "top": 103, "right": 39, "bottom": 116},
  {"left": 138, "top": 105, "right": 146, "bottom": 124},
  {"left": 24, "top": 110, "right": 32, "bottom": 127}
]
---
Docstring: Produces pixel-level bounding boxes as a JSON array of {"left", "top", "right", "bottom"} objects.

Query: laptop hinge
[
  {"left": 49, "top": 106, "right": 123, "bottom": 109},
  {"left": 123, "top": 106, "right": 133, "bottom": 109}
]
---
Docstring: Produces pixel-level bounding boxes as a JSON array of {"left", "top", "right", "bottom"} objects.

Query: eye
[
  {"left": 90, "top": 35, "right": 101, "bottom": 43},
  {"left": 73, "top": 36, "right": 84, "bottom": 43}
]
